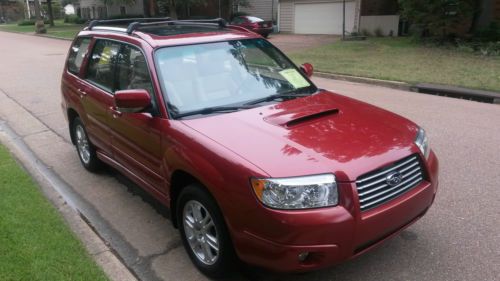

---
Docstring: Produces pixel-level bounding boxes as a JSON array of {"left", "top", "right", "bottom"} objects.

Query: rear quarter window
[{"left": 67, "top": 37, "right": 91, "bottom": 75}]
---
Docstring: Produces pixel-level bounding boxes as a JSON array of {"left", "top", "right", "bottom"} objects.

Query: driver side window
[{"left": 115, "top": 44, "right": 157, "bottom": 111}]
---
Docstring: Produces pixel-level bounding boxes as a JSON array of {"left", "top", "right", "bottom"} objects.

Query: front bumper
[{"left": 232, "top": 151, "right": 439, "bottom": 272}]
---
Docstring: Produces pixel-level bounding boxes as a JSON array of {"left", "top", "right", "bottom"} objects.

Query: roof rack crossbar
[
  {"left": 87, "top": 17, "right": 172, "bottom": 31},
  {"left": 125, "top": 18, "right": 227, "bottom": 34}
]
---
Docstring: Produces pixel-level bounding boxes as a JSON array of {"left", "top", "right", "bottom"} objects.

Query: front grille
[{"left": 356, "top": 154, "right": 424, "bottom": 211}]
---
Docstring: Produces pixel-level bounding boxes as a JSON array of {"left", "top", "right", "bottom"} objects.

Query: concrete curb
[
  {"left": 0, "top": 29, "right": 73, "bottom": 41},
  {"left": 314, "top": 72, "right": 500, "bottom": 104},
  {"left": 314, "top": 72, "right": 412, "bottom": 91},
  {"left": 0, "top": 122, "right": 137, "bottom": 280},
  {"left": 35, "top": 33, "right": 73, "bottom": 41}
]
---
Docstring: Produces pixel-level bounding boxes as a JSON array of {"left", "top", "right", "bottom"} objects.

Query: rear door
[
  {"left": 62, "top": 36, "right": 91, "bottom": 121},
  {"left": 108, "top": 42, "right": 165, "bottom": 195},
  {"left": 80, "top": 39, "right": 121, "bottom": 155}
]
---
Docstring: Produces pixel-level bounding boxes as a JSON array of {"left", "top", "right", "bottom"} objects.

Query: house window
[
  {"left": 120, "top": 6, "right": 126, "bottom": 16},
  {"left": 98, "top": 6, "right": 107, "bottom": 19},
  {"left": 81, "top": 8, "right": 90, "bottom": 19}
]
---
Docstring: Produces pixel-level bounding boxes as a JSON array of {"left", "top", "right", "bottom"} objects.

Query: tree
[
  {"left": 33, "top": 0, "right": 47, "bottom": 33},
  {"left": 398, "top": 0, "right": 475, "bottom": 38},
  {"left": 46, "top": 0, "right": 54, "bottom": 26},
  {"left": 0, "top": 0, "right": 7, "bottom": 21}
]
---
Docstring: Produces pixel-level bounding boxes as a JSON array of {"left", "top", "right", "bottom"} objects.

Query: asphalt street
[{"left": 0, "top": 31, "right": 499, "bottom": 281}]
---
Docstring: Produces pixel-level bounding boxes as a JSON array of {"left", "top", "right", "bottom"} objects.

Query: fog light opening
[{"left": 298, "top": 252, "right": 309, "bottom": 262}]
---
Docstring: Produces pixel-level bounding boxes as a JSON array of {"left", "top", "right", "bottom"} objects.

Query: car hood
[{"left": 182, "top": 91, "right": 419, "bottom": 182}]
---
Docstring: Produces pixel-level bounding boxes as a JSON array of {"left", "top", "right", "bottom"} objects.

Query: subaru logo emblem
[{"left": 386, "top": 171, "right": 403, "bottom": 187}]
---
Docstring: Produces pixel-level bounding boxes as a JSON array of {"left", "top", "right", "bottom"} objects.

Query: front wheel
[
  {"left": 177, "top": 184, "right": 237, "bottom": 278},
  {"left": 72, "top": 117, "right": 101, "bottom": 172}
]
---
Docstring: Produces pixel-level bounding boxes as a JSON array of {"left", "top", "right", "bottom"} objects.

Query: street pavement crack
[
  {"left": 0, "top": 86, "right": 70, "bottom": 142},
  {"left": 140, "top": 239, "right": 183, "bottom": 264}
]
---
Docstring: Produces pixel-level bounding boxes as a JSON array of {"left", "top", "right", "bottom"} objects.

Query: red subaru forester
[{"left": 61, "top": 18, "right": 439, "bottom": 278}]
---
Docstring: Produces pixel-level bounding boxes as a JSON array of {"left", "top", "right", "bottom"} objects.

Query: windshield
[{"left": 154, "top": 39, "right": 316, "bottom": 117}]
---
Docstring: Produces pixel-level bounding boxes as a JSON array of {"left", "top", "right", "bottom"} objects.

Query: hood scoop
[{"left": 264, "top": 106, "right": 340, "bottom": 128}]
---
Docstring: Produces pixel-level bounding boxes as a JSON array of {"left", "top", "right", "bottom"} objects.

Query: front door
[{"left": 108, "top": 43, "right": 165, "bottom": 195}]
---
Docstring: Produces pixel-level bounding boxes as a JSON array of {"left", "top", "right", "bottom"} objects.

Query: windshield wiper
[
  {"left": 244, "top": 89, "right": 313, "bottom": 106},
  {"left": 174, "top": 105, "right": 252, "bottom": 119}
]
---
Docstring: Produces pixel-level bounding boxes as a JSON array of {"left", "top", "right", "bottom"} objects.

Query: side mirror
[
  {"left": 114, "top": 89, "right": 151, "bottom": 113},
  {"left": 300, "top": 63, "right": 314, "bottom": 78}
]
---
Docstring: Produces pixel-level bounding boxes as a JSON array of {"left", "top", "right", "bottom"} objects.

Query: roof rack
[
  {"left": 126, "top": 18, "right": 228, "bottom": 34},
  {"left": 86, "top": 17, "right": 172, "bottom": 30}
]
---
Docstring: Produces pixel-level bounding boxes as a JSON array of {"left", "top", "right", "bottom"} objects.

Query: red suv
[{"left": 61, "top": 18, "right": 439, "bottom": 278}]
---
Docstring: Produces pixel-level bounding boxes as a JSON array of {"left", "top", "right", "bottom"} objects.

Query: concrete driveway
[
  {"left": 268, "top": 34, "right": 338, "bottom": 52},
  {"left": 0, "top": 31, "right": 499, "bottom": 281}
]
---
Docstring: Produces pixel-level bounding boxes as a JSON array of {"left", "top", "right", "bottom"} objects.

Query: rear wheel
[
  {"left": 177, "top": 184, "right": 236, "bottom": 278},
  {"left": 72, "top": 117, "right": 101, "bottom": 172}
]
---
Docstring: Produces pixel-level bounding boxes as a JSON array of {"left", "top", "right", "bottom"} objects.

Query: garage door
[{"left": 294, "top": 2, "right": 355, "bottom": 34}]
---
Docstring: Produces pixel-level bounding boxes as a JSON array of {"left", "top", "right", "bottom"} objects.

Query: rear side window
[
  {"left": 67, "top": 37, "right": 90, "bottom": 74},
  {"left": 86, "top": 40, "right": 120, "bottom": 92}
]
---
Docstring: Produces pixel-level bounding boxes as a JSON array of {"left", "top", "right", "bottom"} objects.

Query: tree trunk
[
  {"left": 168, "top": 0, "right": 177, "bottom": 19},
  {"left": 143, "top": 0, "right": 150, "bottom": 17},
  {"left": 47, "top": 0, "right": 54, "bottom": 27},
  {"left": 33, "top": 0, "right": 46, "bottom": 34},
  {"left": 227, "top": 0, "right": 232, "bottom": 20},
  {"left": 469, "top": 0, "right": 482, "bottom": 33},
  {"left": 149, "top": 0, "right": 158, "bottom": 17},
  {"left": 33, "top": 0, "right": 41, "bottom": 20}
]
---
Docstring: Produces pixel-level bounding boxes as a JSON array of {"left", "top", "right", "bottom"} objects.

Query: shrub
[
  {"left": 374, "top": 27, "right": 384, "bottom": 37},
  {"left": 473, "top": 22, "right": 500, "bottom": 42},
  {"left": 106, "top": 14, "right": 145, "bottom": 20},
  {"left": 478, "top": 42, "right": 500, "bottom": 56},
  {"left": 64, "top": 15, "right": 87, "bottom": 24},
  {"left": 18, "top": 19, "right": 50, "bottom": 26},
  {"left": 35, "top": 20, "right": 47, "bottom": 34},
  {"left": 398, "top": 0, "right": 475, "bottom": 39},
  {"left": 361, "top": 29, "right": 372, "bottom": 36},
  {"left": 454, "top": 39, "right": 500, "bottom": 56}
]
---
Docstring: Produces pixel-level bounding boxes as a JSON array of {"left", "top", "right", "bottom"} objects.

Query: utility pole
[{"left": 342, "top": 0, "right": 346, "bottom": 40}]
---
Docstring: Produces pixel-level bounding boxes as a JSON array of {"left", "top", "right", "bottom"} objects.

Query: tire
[
  {"left": 72, "top": 117, "right": 101, "bottom": 172},
  {"left": 263, "top": 33, "right": 270, "bottom": 38},
  {"left": 177, "top": 184, "right": 237, "bottom": 278}
]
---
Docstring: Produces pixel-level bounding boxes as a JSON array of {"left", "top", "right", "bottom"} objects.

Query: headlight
[
  {"left": 251, "top": 174, "right": 338, "bottom": 210},
  {"left": 415, "top": 128, "right": 430, "bottom": 159}
]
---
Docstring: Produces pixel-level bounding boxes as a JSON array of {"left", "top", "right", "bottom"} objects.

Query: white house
[
  {"left": 240, "top": 0, "right": 400, "bottom": 35},
  {"left": 76, "top": 0, "right": 145, "bottom": 19},
  {"left": 238, "top": 0, "right": 279, "bottom": 22}
]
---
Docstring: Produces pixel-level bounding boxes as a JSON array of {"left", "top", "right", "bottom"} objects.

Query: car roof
[{"left": 77, "top": 18, "right": 261, "bottom": 48}]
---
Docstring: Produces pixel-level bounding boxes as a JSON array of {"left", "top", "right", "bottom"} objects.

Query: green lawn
[
  {"left": 0, "top": 19, "right": 83, "bottom": 39},
  {"left": 289, "top": 37, "right": 500, "bottom": 92},
  {"left": 0, "top": 144, "right": 108, "bottom": 281}
]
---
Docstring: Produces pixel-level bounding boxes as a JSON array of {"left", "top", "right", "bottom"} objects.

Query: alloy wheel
[
  {"left": 182, "top": 200, "right": 220, "bottom": 265},
  {"left": 75, "top": 124, "right": 91, "bottom": 164}
]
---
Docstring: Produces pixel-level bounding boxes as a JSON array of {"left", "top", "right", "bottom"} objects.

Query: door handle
[
  {"left": 77, "top": 89, "right": 87, "bottom": 99},
  {"left": 110, "top": 106, "right": 122, "bottom": 118}
]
